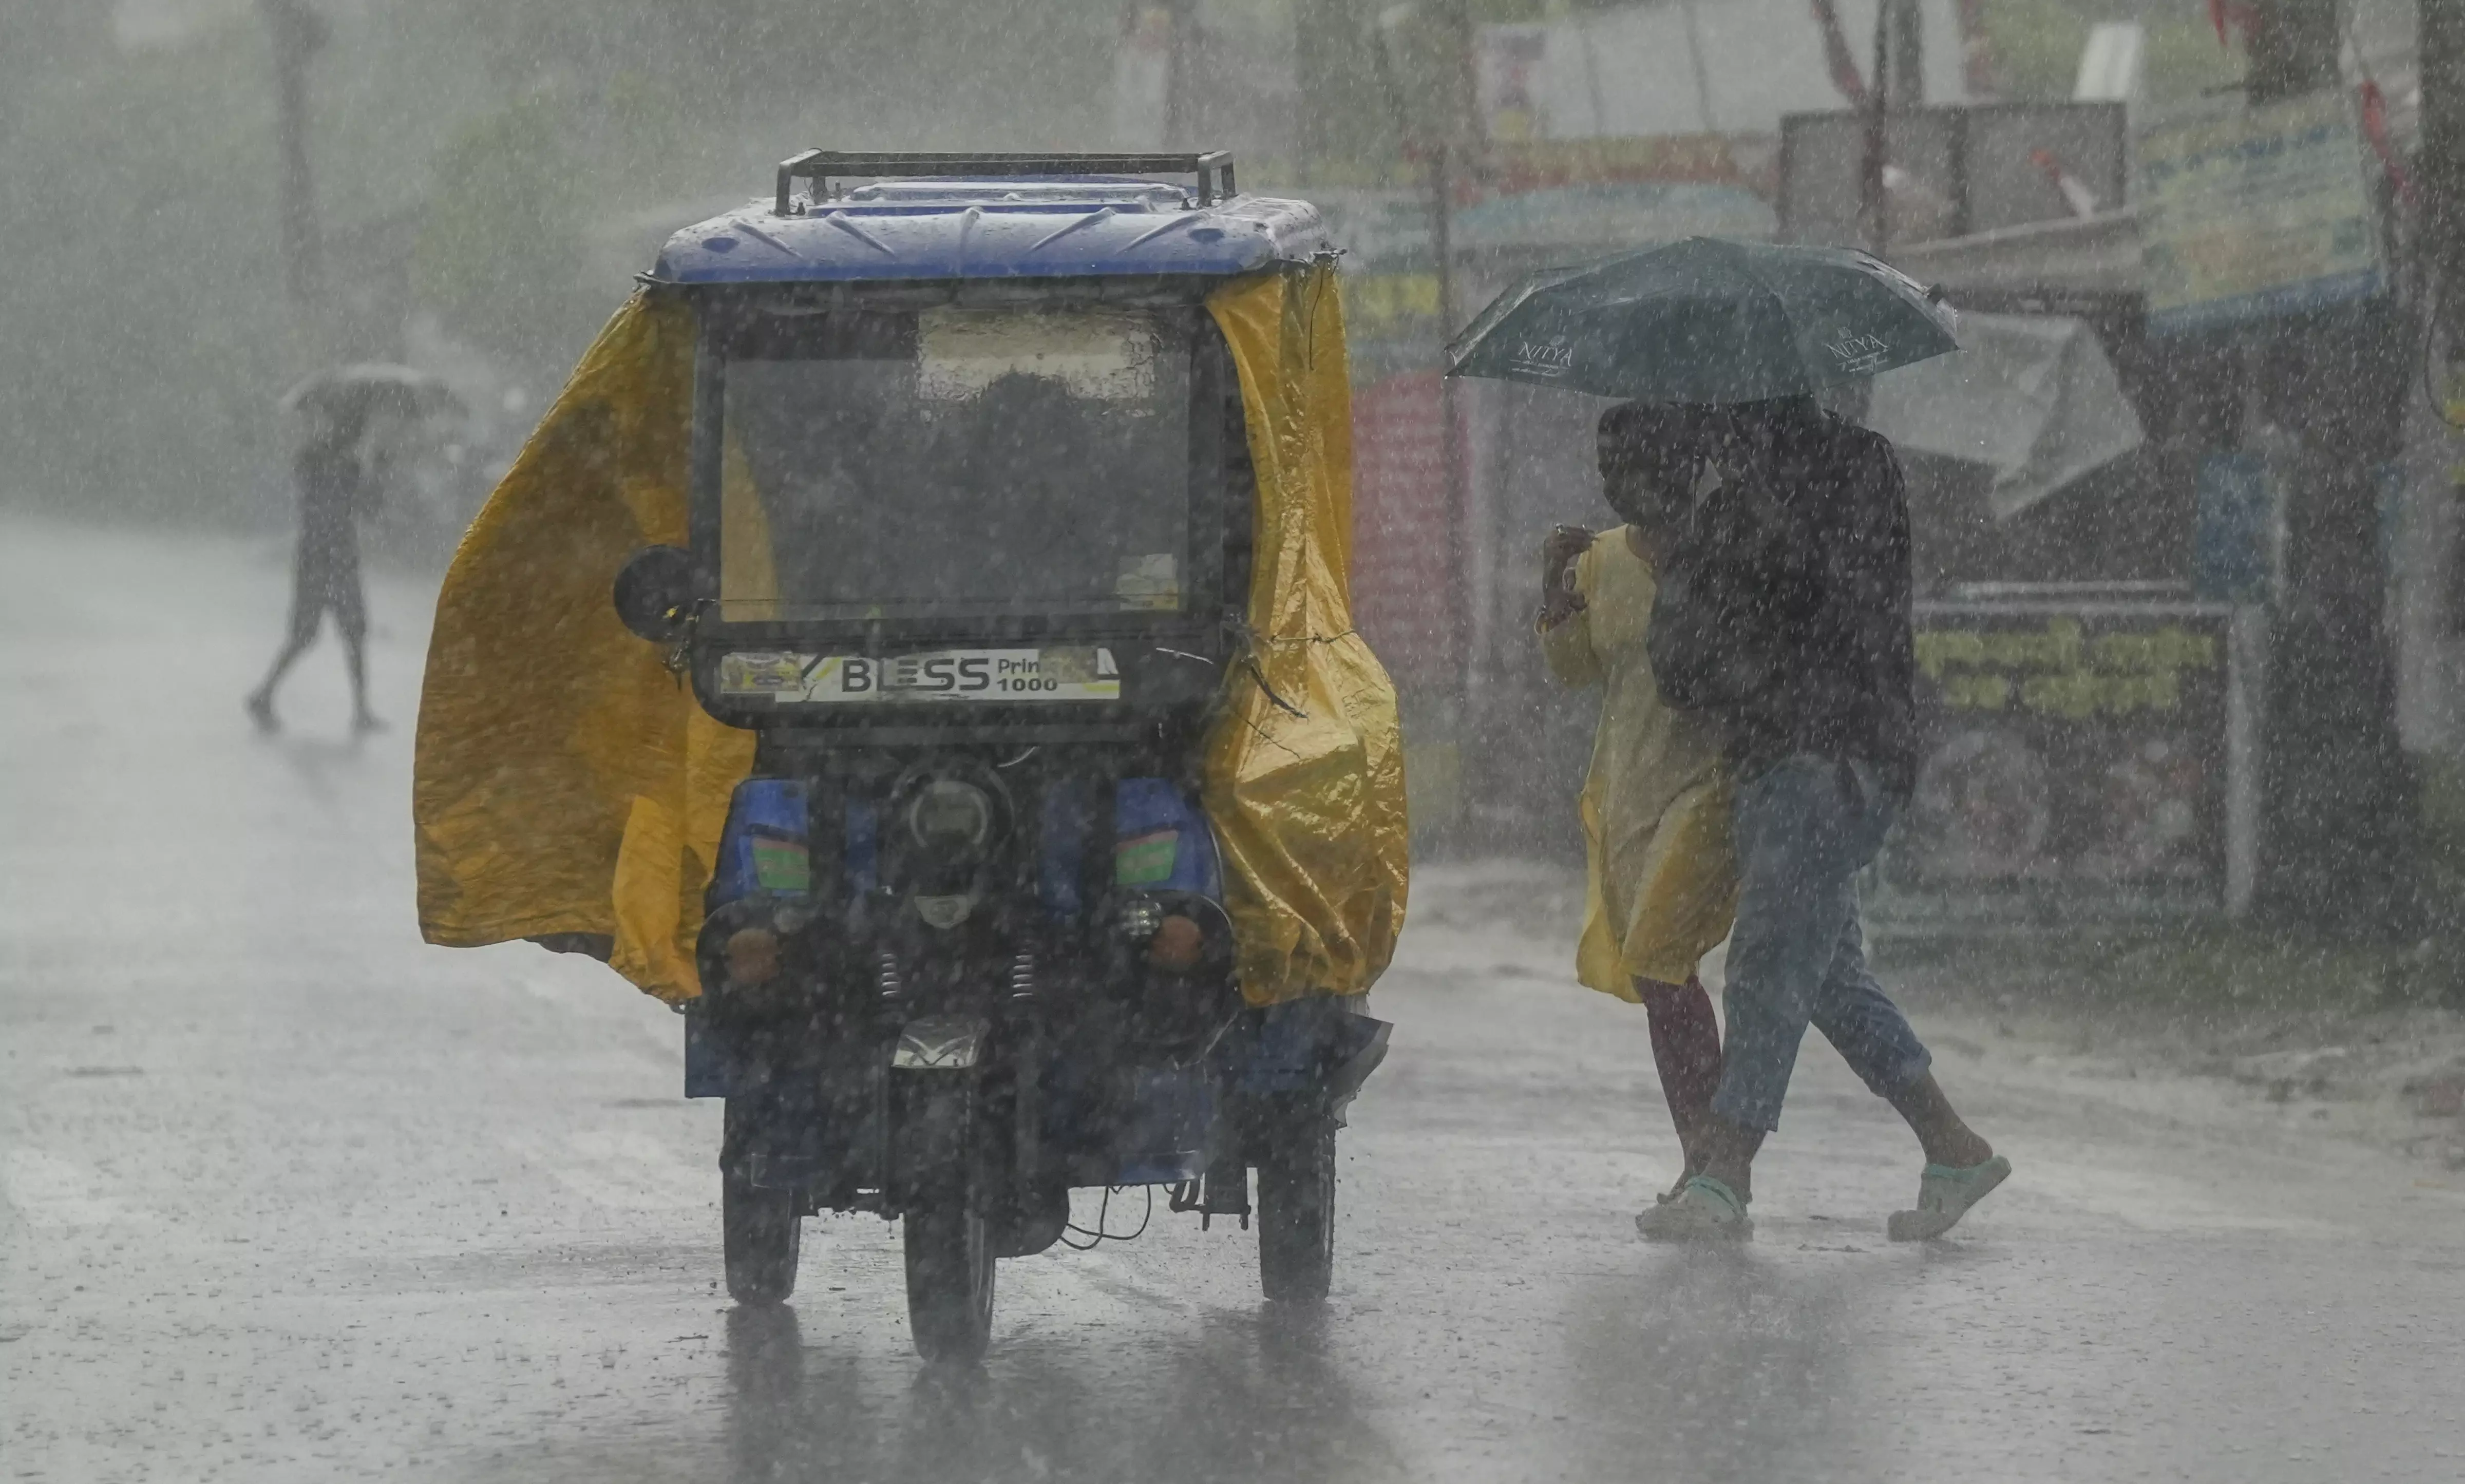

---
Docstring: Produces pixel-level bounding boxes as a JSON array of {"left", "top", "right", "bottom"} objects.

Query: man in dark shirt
[
  {"left": 248, "top": 401, "right": 382, "bottom": 733},
  {"left": 1639, "top": 395, "right": 2008, "bottom": 1242}
]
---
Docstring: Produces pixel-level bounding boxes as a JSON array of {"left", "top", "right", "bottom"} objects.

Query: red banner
[{"left": 1350, "top": 370, "right": 1461, "bottom": 683}]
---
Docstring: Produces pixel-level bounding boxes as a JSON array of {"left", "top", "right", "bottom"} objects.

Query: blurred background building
[{"left": 0, "top": 0, "right": 2452, "bottom": 928}]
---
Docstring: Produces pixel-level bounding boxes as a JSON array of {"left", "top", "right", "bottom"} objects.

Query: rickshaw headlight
[{"left": 908, "top": 779, "right": 995, "bottom": 857}]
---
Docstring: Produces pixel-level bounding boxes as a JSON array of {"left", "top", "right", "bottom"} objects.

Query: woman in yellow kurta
[{"left": 1537, "top": 402, "right": 1739, "bottom": 1190}]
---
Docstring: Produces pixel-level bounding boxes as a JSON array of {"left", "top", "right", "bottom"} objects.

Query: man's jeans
[{"left": 1710, "top": 755, "right": 1932, "bottom": 1133}]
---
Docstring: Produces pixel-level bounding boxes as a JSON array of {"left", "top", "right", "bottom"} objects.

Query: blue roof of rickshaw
[{"left": 651, "top": 179, "right": 1334, "bottom": 285}]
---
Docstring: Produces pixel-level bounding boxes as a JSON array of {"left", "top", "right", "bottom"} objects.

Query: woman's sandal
[
  {"left": 1656, "top": 1146, "right": 1712, "bottom": 1204},
  {"left": 1637, "top": 1175, "right": 1754, "bottom": 1241}
]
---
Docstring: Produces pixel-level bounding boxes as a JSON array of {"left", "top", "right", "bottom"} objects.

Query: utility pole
[
  {"left": 2423, "top": 0, "right": 2465, "bottom": 987},
  {"left": 1162, "top": 0, "right": 1198, "bottom": 149},
  {"left": 262, "top": 0, "right": 327, "bottom": 310},
  {"left": 1886, "top": 0, "right": 1924, "bottom": 106},
  {"left": 1294, "top": 0, "right": 1399, "bottom": 180},
  {"left": 2425, "top": 2, "right": 2465, "bottom": 412},
  {"left": 1859, "top": 0, "right": 1922, "bottom": 251},
  {"left": 2246, "top": 0, "right": 2416, "bottom": 934},
  {"left": 1860, "top": 4, "right": 1890, "bottom": 251},
  {"left": 1432, "top": 0, "right": 1476, "bottom": 337}
]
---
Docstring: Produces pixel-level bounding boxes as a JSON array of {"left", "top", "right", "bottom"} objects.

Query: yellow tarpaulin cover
[
  {"left": 413, "top": 293, "right": 754, "bottom": 1004},
  {"left": 414, "top": 260, "right": 1408, "bottom": 1008},
  {"left": 1200, "top": 263, "right": 1409, "bottom": 1004}
]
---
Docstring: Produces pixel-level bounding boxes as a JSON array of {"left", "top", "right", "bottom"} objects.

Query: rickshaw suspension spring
[
  {"left": 876, "top": 951, "right": 904, "bottom": 1002},
  {"left": 1008, "top": 952, "right": 1037, "bottom": 1003}
]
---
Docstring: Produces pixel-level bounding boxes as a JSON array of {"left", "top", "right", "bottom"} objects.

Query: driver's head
[
  {"left": 968, "top": 372, "right": 1083, "bottom": 465},
  {"left": 1597, "top": 402, "right": 1703, "bottom": 537}
]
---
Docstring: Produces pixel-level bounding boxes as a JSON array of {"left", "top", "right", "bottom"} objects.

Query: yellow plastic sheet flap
[
  {"left": 413, "top": 292, "right": 753, "bottom": 1004},
  {"left": 1202, "top": 263, "right": 1410, "bottom": 1004}
]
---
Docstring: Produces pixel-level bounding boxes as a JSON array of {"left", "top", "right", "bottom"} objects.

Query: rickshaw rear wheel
[
  {"left": 899, "top": 1078, "right": 996, "bottom": 1363},
  {"left": 1256, "top": 1114, "right": 1336, "bottom": 1304},
  {"left": 722, "top": 1168, "right": 802, "bottom": 1306}
]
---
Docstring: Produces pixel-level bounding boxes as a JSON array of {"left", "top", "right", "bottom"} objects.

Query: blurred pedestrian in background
[
  {"left": 1634, "top": 394, "right": 2007, "bottom": 1243},
  {"left": 247, "top": 394, "right": 383, "bottom": 734},
  {"left": 1538, "top": 403, "right": 1737, "bottom": 1203}
]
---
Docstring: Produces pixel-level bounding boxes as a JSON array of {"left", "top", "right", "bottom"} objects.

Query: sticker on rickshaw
[{"left": 717, "top": 647, "right": 1122, "bottom": 703}]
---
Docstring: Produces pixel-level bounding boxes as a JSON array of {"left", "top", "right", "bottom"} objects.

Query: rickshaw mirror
[{"left": 612, "top": 545, "right": 697, "bottom": 643}]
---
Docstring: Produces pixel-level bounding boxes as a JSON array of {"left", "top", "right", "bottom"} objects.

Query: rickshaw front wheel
[
  {"left": 722, "top": 1169, "right": 802, "bottom": 1306},
  {"left": 1256, "top": 1114, "right": 1336, "bottom": 1304},
  {"left": 900, "top": 1079, "right": 996, "bottom": 1363},
  {"left": 904, "top": 1200, "right": 995, "bottom": 1362}
]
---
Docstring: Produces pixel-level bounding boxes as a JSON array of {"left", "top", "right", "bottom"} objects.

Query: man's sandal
[{"left": 1887, "top": 1155, "right": 2012, "bottom": 1241}]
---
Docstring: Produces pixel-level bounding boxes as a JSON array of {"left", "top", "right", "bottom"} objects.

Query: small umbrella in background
[
  {"left": 279, "top": 363, "right": 466, "bottom": 423},
  {"left": 1448, "top": 237, "right": 1958, "bottom": 405},
  {"left": 1861, "top": 312, "right": 2144, "bottom": 521},
  {"left": 279, "top": 364, "right": 475, "bottom": 561}
]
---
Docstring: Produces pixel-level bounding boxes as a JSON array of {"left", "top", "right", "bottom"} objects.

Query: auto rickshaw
[{"left": 412, "top": 151, "right": 1409, "bottom": 1362}]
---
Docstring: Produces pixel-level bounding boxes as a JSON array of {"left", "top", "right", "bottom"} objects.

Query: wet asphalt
[{"left": 5, "top": 518, "right": 2464, "bottom": 1483}]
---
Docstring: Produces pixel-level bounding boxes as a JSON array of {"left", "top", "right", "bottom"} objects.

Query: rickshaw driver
[
  {"left": 745, "top": 364, "right": 1180, "bottom": 616},
  {"left": 939, "top": 372, "right": 1110, "bottom": 607}
]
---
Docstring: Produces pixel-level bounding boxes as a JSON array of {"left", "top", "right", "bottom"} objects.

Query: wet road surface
[{"left": 6, "top": 518, "right": 2465, "bottom": 1481}]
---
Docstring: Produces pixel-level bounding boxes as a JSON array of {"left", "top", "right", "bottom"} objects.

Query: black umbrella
[{"left": 1448, "top": 237, "right": 1958, "bottom": 405}]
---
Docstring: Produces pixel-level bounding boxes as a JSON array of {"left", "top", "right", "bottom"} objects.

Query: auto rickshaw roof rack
[
  {"left": 655, "top": 150, "right": 1325, "bottom": 286},
  {"left": 775, "top": 150, "right": 1238, "bottom": 217}
]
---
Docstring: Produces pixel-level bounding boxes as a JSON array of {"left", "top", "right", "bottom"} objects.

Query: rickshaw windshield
[{"left": 717, "top": 306, "right": 1196, "bottom": 621}]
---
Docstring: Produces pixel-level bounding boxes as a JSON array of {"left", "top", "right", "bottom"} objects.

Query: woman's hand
[{"left": 1538, "top": 525, "right": 1592, "bottom": 630}]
